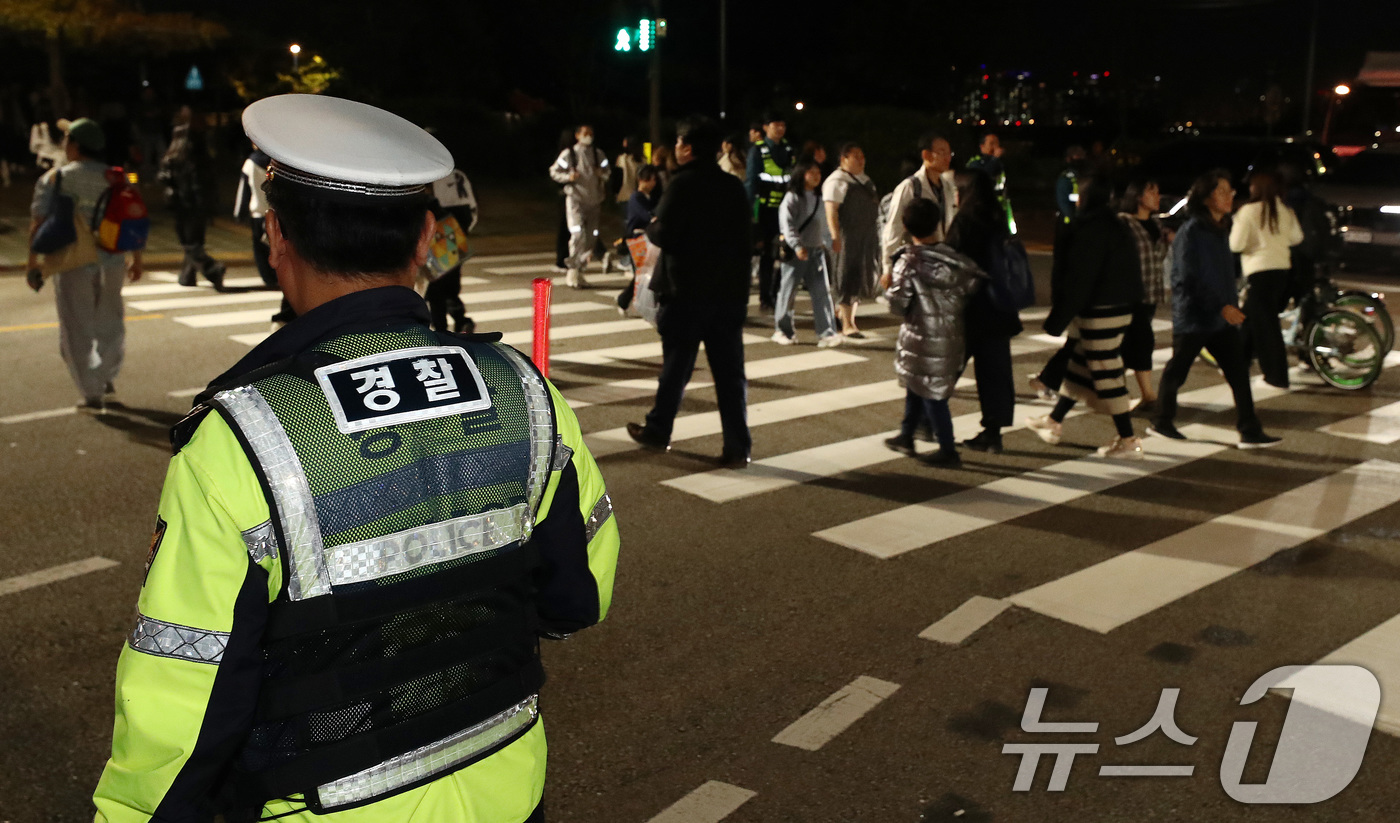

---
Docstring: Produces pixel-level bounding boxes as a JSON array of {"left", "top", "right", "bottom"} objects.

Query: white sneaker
[
  {"left": 817, "top": 334, "right": 844, "bottom": 348},
  {"left": 771, "top": 331, "right": 796, "bottom": 345},
  {"left": 1026, "top": 414, "right": 1062, "bottom": 445},
  {"left": 602, "top": 251, "right": 615, "bottom": 274},
  {"left": 1096, "top": 435, "right": 1145, "bottom": 459},
  {"left": 1028, "top": 375, "right": 1055, "bottom": 403},
  {"left": 565, "top": 268, "right": 588, "bottom": 289}
]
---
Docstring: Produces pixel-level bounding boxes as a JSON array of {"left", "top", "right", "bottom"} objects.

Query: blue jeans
[
  {"left": 900, "top": 391, "right": 956, "bottom": 452},
  {"left": 774, "top": 251, "right": 837, "bottom": 339}
]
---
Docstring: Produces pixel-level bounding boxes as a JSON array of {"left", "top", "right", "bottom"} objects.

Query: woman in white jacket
[{"left": 1230, "top": 169, "right": 1303, "bottom": 388}]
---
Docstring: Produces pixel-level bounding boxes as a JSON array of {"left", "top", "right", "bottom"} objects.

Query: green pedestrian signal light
[
  {"left": 639, "top": 18, "right": 653, "bottom": 51},
  {"left": 614, "top": 28, "right": 633, "bottom": 52},
  {"left": 614, "top": 19, "right": 659, "bottom": 54}
]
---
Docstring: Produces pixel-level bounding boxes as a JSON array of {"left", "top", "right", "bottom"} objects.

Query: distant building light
[
  {"left": 956, "top": 118, "right": 963, "bottom": 124},
  {"left": 1154, "top": 75, "right": 1161, "bottom": 82},
  {"left": 1186, "top": 121, "right": 1193, "bottom": 127},
  {"left": 1066, "top": 119, "right": 1073, "bottom": 125},
  {"left": 289, "top": 44, "right": 301, "bottom": 55},
  {"left": 1090, "top": 74, "right": 1099, "bottom": 80},
  {"left": 1103, "top": 70, "right": 1110, "bottom": 77},
  {"left": 1028, "top": 118, "right": 1036, "bottom": 125},
  {"left": 795, "top": 101, "right": 804, "bottom": 111},
  {"left": 1335, "top": 84, "right": 1351, "bottom": 96}
]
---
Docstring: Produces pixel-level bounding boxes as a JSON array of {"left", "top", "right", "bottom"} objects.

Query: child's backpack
[
  {"left": 425, "top": 213, "right": 468, "bottom": 278},
  {"left": 92, "top": 168, "right": 150, "bottom": 253}
]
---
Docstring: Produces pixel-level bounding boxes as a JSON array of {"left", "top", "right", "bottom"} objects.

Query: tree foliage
[{"left": 0, "top": 0, "right": 227, "bottom": 52}]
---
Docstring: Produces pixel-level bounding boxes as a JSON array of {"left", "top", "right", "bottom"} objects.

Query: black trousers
[
  {"left": 250, "top": 216, "right": 276, "bottom": 287},
  {"left": 1154, "top": 326, "right": 1263, "bottom": 436},
  {"left": 644, "top": 301, "right": 751, "bottom": 456},
  {"left": 424, "top": 266, "right": 465, "bottom": 332},
  {"left": 1242, "top": 269, "right": 1291, "bottom": 388},
  {"left": 966, "top": 328, "right": 1015, "bottom": 429},
  {"left": 754, "top": 207, "right": 781, "bottom": 307}
]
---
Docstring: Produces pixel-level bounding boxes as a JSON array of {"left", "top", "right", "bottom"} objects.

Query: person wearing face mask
[
  {"left": 549, "top": 123, "right": 610, "bottom": 288},
  {"left": 823, "top": 142, "right": 880, "bottom": 338}
]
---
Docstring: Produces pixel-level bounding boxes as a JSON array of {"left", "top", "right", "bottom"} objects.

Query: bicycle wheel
[
  {"left": 1334, "top": 291, "right": 1395, "bottom": 353},
  {"left": 1305, "top": 310, "right": 1384, "bottom": 390}
]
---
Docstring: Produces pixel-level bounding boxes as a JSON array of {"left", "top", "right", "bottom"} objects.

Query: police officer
[
  {"left": 1055, "top": 144, "right": 1087, "bottom": 228},
  {"left": 966, "top": 131, "right": 1016, "bottom": 235},
  {"left": 92, "top": 95, "right": 620, "bottom": 823},
  {"left": 744, "top": 112, "right": 795, "bottom": 312}
]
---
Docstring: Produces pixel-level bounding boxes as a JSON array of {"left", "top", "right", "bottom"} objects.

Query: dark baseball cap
[{"left": 57, "top": 118, "right": 105, "bottom": 153}]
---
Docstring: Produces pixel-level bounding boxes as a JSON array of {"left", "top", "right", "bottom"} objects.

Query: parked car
[{"left": 1314, "top": 146, "right": 1400, "bottom": 276}]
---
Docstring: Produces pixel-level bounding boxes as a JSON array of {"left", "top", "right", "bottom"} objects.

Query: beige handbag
[{"left": 40, "top": 212, "right": 100, "bottom": 278}]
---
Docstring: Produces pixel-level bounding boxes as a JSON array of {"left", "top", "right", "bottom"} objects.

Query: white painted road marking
[
  {"left": 126, "top": 291, "right": 287, "bottom": 311},
  {"left": 814, "top": 425, "right": 1231, "bottom": 558},
  {"left": 646, "top": 781, "right": 757, "bottom": 823},
  {"left": 0, "top": 557, "right": 119, "bottom": 597},
  {"left": 771, "top": 675, "right": 901, "bottom": 751},
  {"left": 1279, "top": 613, "right": 1400, "bottom": 736},
  {"left": 1007, "top": 459, "right": 1400, "bottom": 633},
  {"left": 0, "top": 407, "right": 78, "bottom": 425},
  {"left": 586, "top": 380, "right": 908, "bottom": 458},
  {"left": 567, "top": 349, "right": 865, "bottom": 409},
  {"left": 467, "top": 251, "right": 554, "bottom": 265},
  {"left": 1319, "top": 400, "right": 1400, "bottom": 445},
  {"left": 122, "top": 276, "right": 266, "bottom": 296},
  {"left": 498, "top": 318, "right": 654, "bottom": 347},
  {"left": 920, "top": 596, "right": 1012, "bottom": 644},
  {"left": 552, "top": 335, "right": 770, "bottom": 366}
]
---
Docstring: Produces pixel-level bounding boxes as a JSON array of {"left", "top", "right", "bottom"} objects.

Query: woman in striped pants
[{"left": 1028, "top": 171, "right": 1147, "bottom": 458}]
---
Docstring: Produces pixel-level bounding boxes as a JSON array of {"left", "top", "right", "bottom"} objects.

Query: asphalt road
[{"left": 4, "top": 254, "right": 1400, "bottom": 822}]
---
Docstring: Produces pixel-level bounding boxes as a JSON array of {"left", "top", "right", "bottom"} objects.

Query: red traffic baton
[{"left": 531, "top": 277, "right": 552, "bottom": 379}]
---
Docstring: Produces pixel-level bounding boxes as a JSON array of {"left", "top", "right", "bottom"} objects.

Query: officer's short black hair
[
  {"left": 677, "top": 115, "right": 722, "bottom": 162},
  {"left": 917, "top": 131, "right": 949, "bottom": 154},
  {"left": 265, "top": 175, "right": 429, "bottom": 277},
  {"left": 903, "top": 198, "right": 943, "bottom": 240}
]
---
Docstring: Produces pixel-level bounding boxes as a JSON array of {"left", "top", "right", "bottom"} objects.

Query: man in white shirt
[{"left": 881, "top": 132, "right": 957, "bottom": 277}]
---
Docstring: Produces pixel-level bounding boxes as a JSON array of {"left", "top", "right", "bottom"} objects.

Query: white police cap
[{"left": 242, "top": 94, "right": 453, "bottom": 202}]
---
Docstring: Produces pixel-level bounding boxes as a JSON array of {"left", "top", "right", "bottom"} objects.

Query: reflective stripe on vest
[{"left": 758, "top": 141, "right": 791, "bottom": 209}]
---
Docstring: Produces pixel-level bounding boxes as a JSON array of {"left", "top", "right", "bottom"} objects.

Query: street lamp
[
  {"left": 290, "top": 43, "right": 301, "bottom": 72},
  {"left": 1322, "top": 83, "right": 1351, "bottom": 145}
]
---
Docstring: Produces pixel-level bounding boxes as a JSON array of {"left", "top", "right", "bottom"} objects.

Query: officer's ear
[
  {"left": 410, "top": 210, "right": 435, "bottom": 271},
  {"left": 266, "top": 209, "right": 289, "bottom": 270}
]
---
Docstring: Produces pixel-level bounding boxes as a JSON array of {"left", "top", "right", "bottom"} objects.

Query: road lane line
[
  {"left": 0, "top": 314, "right": 163, "bottom": 334},
  {"left": 646, "top": 782, "right": 757, "bottom": 823},
  {"left": 0, "top": 407, "right": 78, "bottom": 424},
  {"left": 1318, "top": 400, "right": 1400, "bottom": 445},
  {"left": 920, "top": 596, "right": 1012, "bottom": 644},
  {"left": 0, "top": 557, "right": 119, "bottom": 597},
  {"left": 127, "top": 291, "right": 288, "bottom": 311},
  {"left": 567, "top": 349, "right": 865, "bottom": 408},
  {"left": 586, "top": 380, "right": 908, "bottom": 458},
  {"left": 1275, "top": 614, "right": 1400, "bottom": 736},
  {"left": 813, "top": 425, "right": 1232, "bottom": 558},
  {"left": 176, "top": 299, "right": 608, "bottom": 330},
  {"left": 1007, "top": 459, "right": 1400, "bottom": 634},
  {"left": 771, "top": 675, "right": 901, "bottom": 751}
]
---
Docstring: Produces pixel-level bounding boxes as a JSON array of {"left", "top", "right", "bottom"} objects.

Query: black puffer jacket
[{"left": 1044, "top": 205, "right": 1145, "bottom": 337}]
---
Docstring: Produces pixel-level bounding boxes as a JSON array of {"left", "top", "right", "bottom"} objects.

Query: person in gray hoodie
[
  {"left": 549, "top": 123, "right": 610, "bottom": 288},
  {"left": 882, "top": 198, "right": 986, "bottom": 466}
]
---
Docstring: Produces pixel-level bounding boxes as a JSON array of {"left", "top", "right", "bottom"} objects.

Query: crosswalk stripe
[
  {"left": 662, "top": 401, "right": 1067, "bottom": 503},
  {"left": 123, "top": 276, "right": 266, "bottom": 296},
  {"left": 498, "top": 318, "right": 653, "bottom": 347},
  {"left": 468, "top": 252, "right": 554, "bottom": 265},
  {"left": 467, "top": 300, "right": 606, "bottom": 324},
  {"left": 813, "top": 424, "right": 1232, "bottom": 559},
  {"left": 1006, "top": 458, "right": 1400, "bottom": 634},
  {"left": 586, "top": 379, "right": 908, "bottom": 458},
  {"left": 552, "top": 335, "right": 770, "bottom": 365},
  {"left": 567, "top": 350, "right": 866, "bottom": 409},
  {"left": 771, "top": 675, "right": 901, "bottom": 751},
  {"left": 645, "top": 781, "right": 757, "bottom": 823},
  {"left": 126, "top": 291, "right": 286, "bottom": 311},
  {"left": 484, "top": 263, "right": 560, "bottom": 275},
  {"left": 176, "top": 308, "right": 283, "bottom": 328},
  {"left": 1318, "top": 400, "right": 1400, "bottom": 445},
  {"left": 0, "top": 406, "right": 77, "bottom": 425},
  {"left": 1278, "top": 614, "right": 1400, "bottom": 736},
  {"left": 229, "top": 331, "right": 271, "bottom": 346},
  {"left": 919, "top": 596, "right": 1012, "bottom": 645}
]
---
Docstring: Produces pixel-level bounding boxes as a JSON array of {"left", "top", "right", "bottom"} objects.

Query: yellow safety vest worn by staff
[
  {"left": 756, "top": 138, "right": 794, "bottom": 211},
  {"left": 92, "top": 286, "right": 619, "bottom": 823}
]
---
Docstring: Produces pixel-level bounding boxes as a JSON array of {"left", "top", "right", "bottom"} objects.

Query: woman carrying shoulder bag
[
  {"left": 772, "top": 159, "right": 841, "bottom": 347},
  {"left": 1230, "top": 169, "right": 1303, "bottom": 388}
]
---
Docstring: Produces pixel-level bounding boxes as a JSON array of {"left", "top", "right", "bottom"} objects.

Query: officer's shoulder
[{"left": 170, "top": 404, "right": 217, "bottom": 454}]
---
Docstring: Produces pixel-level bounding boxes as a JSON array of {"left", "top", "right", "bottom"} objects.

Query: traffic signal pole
[{"left": 649, "top": 1, "right": 662, "bottom": 149}]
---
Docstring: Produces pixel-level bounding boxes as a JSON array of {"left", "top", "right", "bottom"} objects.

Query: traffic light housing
[{"left": 615, "top": 19, "right": 658, "bottom": 53}]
